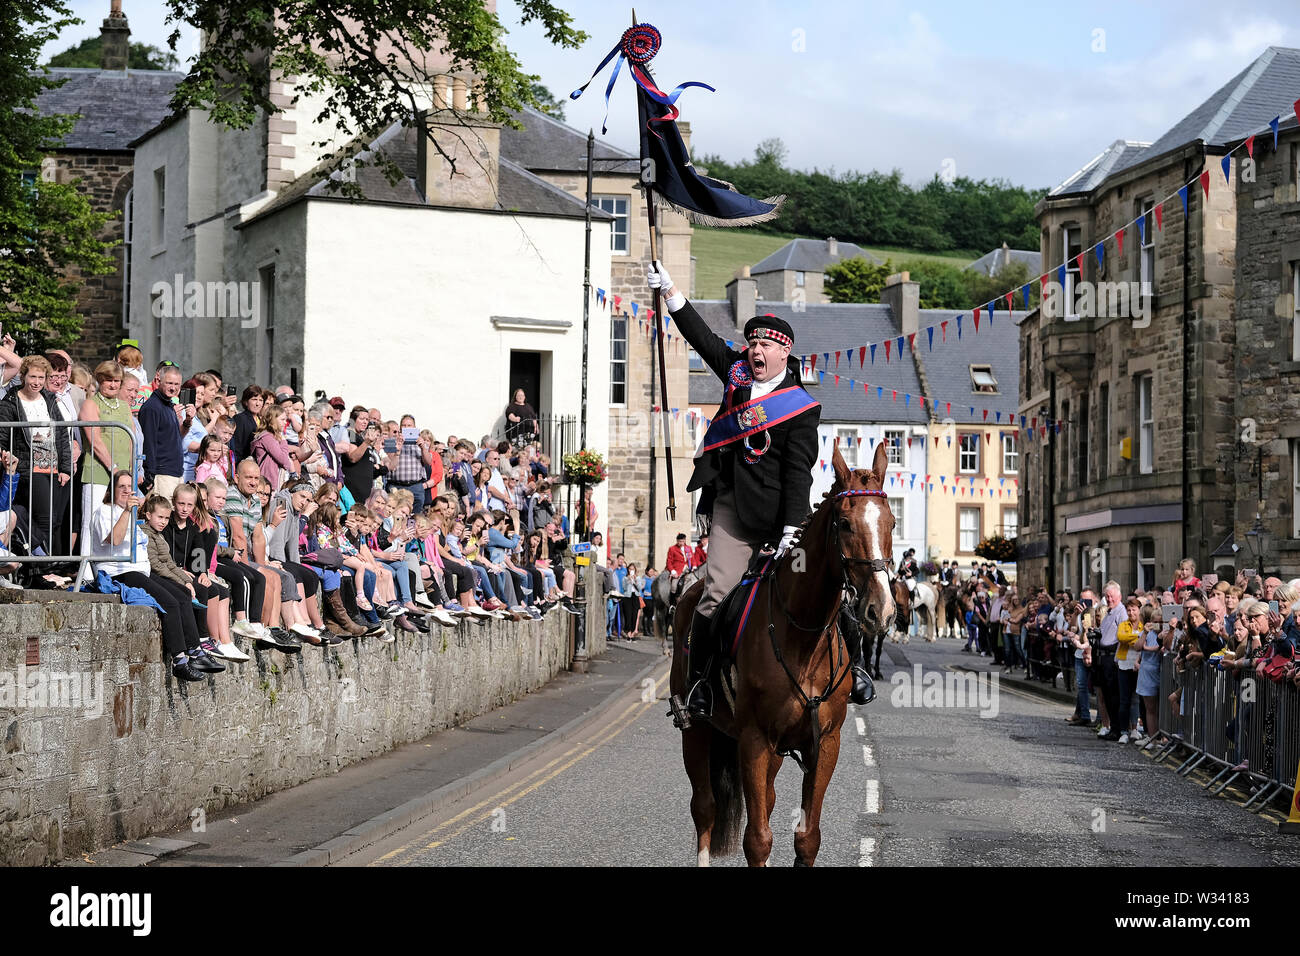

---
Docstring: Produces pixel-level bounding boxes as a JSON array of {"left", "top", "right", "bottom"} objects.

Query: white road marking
[
  {"left": 858, "top": 837, "right": 876, "bottom": 866},
  {"left": 862, "top": 744, "right": 875, "bottom": 767},
  {"left": 864, "top": 779, "right": 880, "bottom": 814},
  {"left": 855, "top": 717, "right": 866, "bottom": 736}
]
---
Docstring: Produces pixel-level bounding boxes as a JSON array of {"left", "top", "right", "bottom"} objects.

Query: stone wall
[
  {"left": 1233, "top": 125, "right": 1300, "bottom": 576},
  {"left": 50, "top": 152, "right": 132, "bottom": 364},
  {"left": 0, "top": 596, "right": 581, "bottom": 866}
]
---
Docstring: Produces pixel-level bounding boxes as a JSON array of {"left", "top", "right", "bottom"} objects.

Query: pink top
[
  {"left": 195, "top": 461, "right": 226, "bottom": 485},
  {"left": 250, "top": 431, "right": 293, "bottom": 489}
]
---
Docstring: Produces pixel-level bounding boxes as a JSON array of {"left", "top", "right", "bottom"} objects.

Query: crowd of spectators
[
  {"left": 996, "top": 560, "right": 1300, "bottom": 751},
  {"left": 0, "top": 347, "right": 583, "bottom": 682}
]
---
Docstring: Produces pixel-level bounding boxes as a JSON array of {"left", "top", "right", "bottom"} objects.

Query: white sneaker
[
  {"left": 1096, "top": 725, "right": 1110, "bottom": 738},
  {"left": 431, "top": 609, "right": 458, "bottom": 627},
  {"left": 1130, "top": 734, "right": 1147, "bottom": 746},
  {"left": 291, "top": 622, "right": 322, "bottom": 639},
  {"left": 466, "top": 606, "right": 494, "bottom": 619},
  {"left": 231, "top": 620, "right": 260, "bottom": 639},
  {"left": 414, "top": 592, "right": 438, "bottom": 609},
  {"left": 1117, "top": 733, "right": 1129, "bottom": 744},
  {"left": 212, "top": 641, "right": 251, "bottom": 663}
]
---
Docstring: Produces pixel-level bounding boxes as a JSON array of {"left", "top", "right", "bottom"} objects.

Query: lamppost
[{"left": 1244, "top": 513, "right": 1271, "bottom": 575}]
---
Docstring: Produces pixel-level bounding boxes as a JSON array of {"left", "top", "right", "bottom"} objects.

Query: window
[
  {"left": 1098, "top": 382, "right": 1109, "bottom": 481},
  {"left": 258, "top": 265, "right": 275, "bottom": 386},
  {"left": 1137, "top": 374, "right": 1153, "bottom": 474},
  {"left": 1002, "top": 432, "right": 1018, "bottom": 474},
  {"left": 688, "top": 348, "right": 705, "bottom": 371},
  {"left": 1139, "top": 200, "right": 1155, "bottom": 296},
  {"left": 1001, "top": 506, "right": 1018, "bottom": 539},
  {"left": 1136, "top": 538, "right": 1155, "bottom": 592},
  {"left": 1064, "top": 226, "right": 1082, "bottom": 319},
  {"left": 835, "top": 427, "right": 859, "bottom": 468},
  {"left": 1293, "top": 440, "right": 1300, "bottom": 539},
  {"left": 795, "top": 271, "right": 805, "bottom": 287},
  {"left": 609, "top": 312, "right": 627, "bottom": 405},
  {"left": 1077, "top": 391, "right": 1089, "bottom": 486},
  {"left": 590, "top": 195, "right": 629, "bottom": 253},
  {"left": 889, "top": 497, "right": 905, "bottom": 539},
  {"left": 959, "top": 507, "right": 980, "bottom": 552},
  {"left": 883, "top": 428, "right": 905, "bottom": 467},
  {"left": 150, "top": 290, "right": 163, "bottom": 367},
  {"left": 152, "top": 166, "right": 165, "bottom": 245},
  {"left": 970, "top": 365, "right": 998, "bottom": 394},
  {"left": 1292, "top": 262, "right": 1300, "bottom": 362},
  {"left": 958, "top": 433, "right": 980, "bottom": 473}
]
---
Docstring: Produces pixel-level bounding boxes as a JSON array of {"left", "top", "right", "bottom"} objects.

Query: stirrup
[
  {"left": 668, "top": 693, "right": 693, "bottom": 730},
  {"left": 851, "top": 666, "right": 876, "bottom": 705},
  {"left": 685, "top": 676, "right": 713, "bottom": 719}
]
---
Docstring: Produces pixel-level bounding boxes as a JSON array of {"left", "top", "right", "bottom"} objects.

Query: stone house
[
  {"left": 1017, "top": 46, "right": 1300, "bottom": 592},
  {"left": 1229, "top": 112, "right": 1300, "bottom": 577},
  {"left": 965, "top": 243, "right": 1041, "bottom": 279},
  {"left": 30, "top": 5, "right": 181, "bottom": 362},
  {"left": 749, "top": 237, "right": 882, "bottom": 305}
]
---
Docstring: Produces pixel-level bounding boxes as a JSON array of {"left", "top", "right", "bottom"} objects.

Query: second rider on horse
[{"left": 646, "top": 261, "right": 875, "bottom": 724}]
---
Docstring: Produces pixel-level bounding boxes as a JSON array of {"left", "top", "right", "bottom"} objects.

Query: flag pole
[{"left": 633, "top": 9, "right": 677, "bottom": 522}]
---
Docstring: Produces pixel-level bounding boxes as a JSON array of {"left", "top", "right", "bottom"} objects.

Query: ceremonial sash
[{"left": 700, "top": 386, "right": 819, "bottom": 453}]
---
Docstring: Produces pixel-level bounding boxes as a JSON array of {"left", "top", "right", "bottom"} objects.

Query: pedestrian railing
[
  {"left": 0, "top": 418, "right": 139, "bottom": 590},
  {"left": 1151, "top": 655, "right": 1297, "bottom": 815}
]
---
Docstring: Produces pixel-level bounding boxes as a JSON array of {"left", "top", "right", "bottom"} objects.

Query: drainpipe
[
  {"left": 1048, "top": 371, "right": 1057, "bottom": 590},
  {"left": 1181, "top": 150, "right": 1201, "bottom": 563}
]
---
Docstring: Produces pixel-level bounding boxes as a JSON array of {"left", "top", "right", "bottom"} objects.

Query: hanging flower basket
[
  {"left": 562, "top": 448, "right": 608, "bottom": 485},
  {"left": 974, "top": 535, "right": 1017, "bottom": 562}
]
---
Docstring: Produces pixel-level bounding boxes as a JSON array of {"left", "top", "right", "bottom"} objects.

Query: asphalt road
[{"left": 352, "top": 637, "right": 1300, "bottom": 867}]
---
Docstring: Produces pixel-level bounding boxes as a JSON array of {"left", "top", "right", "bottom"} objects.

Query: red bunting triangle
[
  {"left": 891, "top": 389, "right": 897, "bottom": 402},
  {"left": 1199, "top": 169, "right": 1210, "bottom": 199},
  {"left": 1154, "top": 203, "right": 1163, "bottom": 231},
  {"left": 1039, "top": 274, "right": 1047, "bottom": 296},
  {"left": 834, "top": 374, "right": 840, "bottom": 386},
  {"left": 1116, "top": 228, "right": 1124, "bottom": 257},
  {"left": 859, "top": 346, "right": 866, "bottom": 367},
  {"left": 1004, "top": 291, "right": 1013, "bottom": 311},
  {"left": 1074, "top": 253, "right": 1084, "bottom": 275},
  {"left": 810, "top": 354, "right": 817, "bottom": 371},
  {"left": 1245, "top": 134, "right": 1255, "bottom": 159},
  {"left": 1294, "top": 98, "right": 1300, "bottom": 126},
  {"left": 941, "top": 321, "right": 948, "bottom": 342},
  {"left": 973, "top": 308, "right": 980, "bottom": 332},
  {"left": 933, "top": 436, "right": 939, "bottom": 447},
  {"left": 908, "top": 332, "right": 916, "bottom": 352},
  {"left": 884, "top": 340, "right": 891, "bottom": 362},
  {"left": 835, "top": 351, "right": 841, "bottom": 369}
]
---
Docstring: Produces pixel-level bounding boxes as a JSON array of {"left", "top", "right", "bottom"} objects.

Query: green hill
[{"left": 689, "top": 226, "right": 978, "bottom": 300}]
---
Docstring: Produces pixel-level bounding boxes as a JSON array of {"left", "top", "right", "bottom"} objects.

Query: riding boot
[
  {"left": 669, "top": 610, "right": 714, "bottom": 729},
  {"left": 839, "top": 606, "right": 876, "bottom": 705}
]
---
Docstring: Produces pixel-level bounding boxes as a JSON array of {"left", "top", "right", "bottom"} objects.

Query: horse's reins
[{"left": 763, "top": 487, "right": 891, "bottom": 769}]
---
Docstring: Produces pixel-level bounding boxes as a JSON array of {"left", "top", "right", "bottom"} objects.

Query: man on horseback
[
  {"left": 899, "top": 548, "right": 919, "bottom": 593},
  {"left": 647, "top": 261, "right": 875, "bottom": 723},
  {"left": 665, "top": 532, "right": 695, "bottom": 602}
]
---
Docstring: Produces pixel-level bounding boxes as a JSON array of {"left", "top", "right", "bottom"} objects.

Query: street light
[{"left": 1244, "top": 514, "right": 1271, "bottom": 571}]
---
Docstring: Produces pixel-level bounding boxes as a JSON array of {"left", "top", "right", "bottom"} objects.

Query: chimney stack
[
  {"left": 826, "top": 236, "right": 838, "bottom": 258},
  {"left": 101, "top": 0, "right": 130, "bottom": 71},
  {"left": 417, "top": 75, "right": 501, "bottom": 210},
  {"left": 725, "top": 265, "right": 757, "bottom": 328},
  {"left": 880, "top": 271, "right": 920, "bottom": 337}
]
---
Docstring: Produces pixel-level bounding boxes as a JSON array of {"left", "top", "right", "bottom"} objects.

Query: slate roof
[
  {"left": 685, "top": 300, "right": 928, "bottom": 424},
  {"left": 1049, "top": 46, "right": 1300, "bottom": 197},
  {"left": 750, "top": 238, "right": 882, "bottom": 274},
  {"left": 686, "top": 299, "right": 1025, "bottom": 428},
  {"left": 32, "top": 67, "right": 182, "bottom": 151},
  {"left": 239, "top": 118, "right": 612, "bottom": 228},
  {"left": 965, "top": 246, "right": 1042, "bottom": 277},
  {"left": 914, "top": 308, "right": 1025, "bottom": 426},
  {"left": 499, "top": 106, "right": 638, "bottom": 174}
]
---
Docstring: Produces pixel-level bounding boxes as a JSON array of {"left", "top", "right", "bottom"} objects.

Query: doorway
[{"left": 509, "top": 351, "right": 544, "bottom": 416}]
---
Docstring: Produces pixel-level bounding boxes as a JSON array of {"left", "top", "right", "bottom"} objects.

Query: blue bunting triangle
[
  {"left": 1178, "top": 185, "right": 1188, "bottom": 216},
  {"left": 870, "top": 343, "right": 877, "bottom": 364},
  {"left": 1094, "top": 242, "right": 1103, "bottom": 268},
  {"left": 1137, "top": 216, "right": 1145, "bottom": 245},
  {"left": 927, "top": 327, "right": 934, "bottom": 351},
  {"left": 631, "top": 302, "right": 638, "bottom": 318},
  {"left": 956, "top": 315, "right": 963, "bottom": 339},
  {"left": 1272, "top": 116, "right": 1280, "bottom": 150}
]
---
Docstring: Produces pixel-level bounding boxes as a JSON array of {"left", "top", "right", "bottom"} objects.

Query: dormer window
[{"left": 970, "top": 365, "right": 998, "bottom": 394}]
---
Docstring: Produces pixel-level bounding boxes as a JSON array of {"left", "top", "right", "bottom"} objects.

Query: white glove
[
  {"left": 646, "top": 260, "right": 686, "bottom": 313},
  {"left": 775, "top": 525, "right": 798, "bottom": 557}
]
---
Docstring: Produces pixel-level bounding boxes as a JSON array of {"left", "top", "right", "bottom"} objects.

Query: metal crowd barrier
[
  {"left": 0, "top": 418, "right": 140, "bottom": 590},
  {"left": 1150, "top": 653, "right": 1298, "bottom": 814}
]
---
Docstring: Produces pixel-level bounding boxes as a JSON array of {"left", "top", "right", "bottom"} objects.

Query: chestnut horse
[{"left": 670, "top": 442, "right": 896, "bottom": 866}]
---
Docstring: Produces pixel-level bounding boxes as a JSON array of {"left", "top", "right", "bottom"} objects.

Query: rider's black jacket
[{"left": 670, "top": 299, "right": 819, "bottom": 541}]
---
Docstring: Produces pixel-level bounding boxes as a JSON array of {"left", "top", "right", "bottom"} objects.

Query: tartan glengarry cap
[{"left": 743, "top": 314, "right": 794, "bottom": 349}]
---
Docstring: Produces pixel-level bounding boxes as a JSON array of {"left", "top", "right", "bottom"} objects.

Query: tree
[
  {"left": 47, "top": 35, "right": 179, "bottom": 70},
  {"left": 896, "top": 259, "right": 970, "bottom": 310},
  {"left": 963, "top": 260, "right": 1037, "bottom": 312},
  {"left": 824, "top": 256, "right": 892, "bottom": 304},
  {"left": 162, "top": 0, "right": 587, "bottom": 193},
  {"left": 528, "top": 82, "right": 565, "bottom": 120},
  {"left": 1, "top": 1, "right": 117, "bottom": 351}
]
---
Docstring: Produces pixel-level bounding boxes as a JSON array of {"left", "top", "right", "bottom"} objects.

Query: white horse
[{"left": 889, "top": 579, "right": 938, "bottom": 643}]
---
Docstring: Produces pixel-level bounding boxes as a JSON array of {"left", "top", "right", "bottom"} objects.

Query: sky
[{"left": 41, "top": 0, "right": 1297, "bottom": 190}]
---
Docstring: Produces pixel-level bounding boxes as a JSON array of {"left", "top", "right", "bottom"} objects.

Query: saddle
[{"left": 708, "top": 551, "right": 775, "bottom": 663}]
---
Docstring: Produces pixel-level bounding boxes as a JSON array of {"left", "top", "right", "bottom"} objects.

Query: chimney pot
[{"left": 100, "top": 1, "right": 131, "bottom": 71}]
